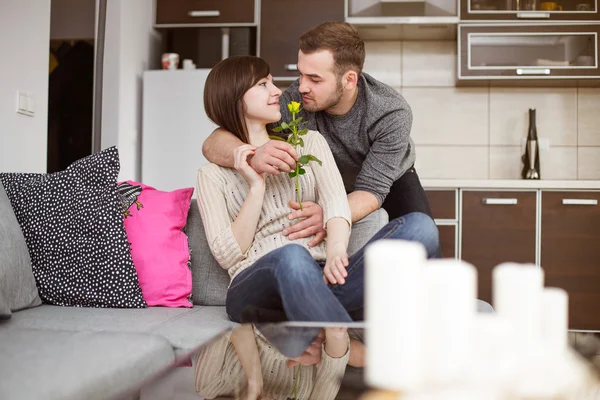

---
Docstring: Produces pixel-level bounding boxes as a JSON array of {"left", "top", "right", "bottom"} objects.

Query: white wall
[
  {"left": 0, "top": 0, "right": 51, "bottom": 173},
  {"left": 51, "top": 0, "right": 95, "bottom": 40},
  {"left": 101, "top": 0, "right": 162, "bottom": 181}
]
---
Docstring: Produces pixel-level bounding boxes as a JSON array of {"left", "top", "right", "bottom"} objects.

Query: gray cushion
[
  {"left": 0, "top": 328, "right": 174, "bottom": 400},
  {"left": 7, "top": 304, "right": 231, "bottom": 350},
  {"left": 0, "top": 181, "right": 41, "bottom": 315},
  {"left": 186, "top": 200, "right": 230, "bottom": 306},
  {"left": 0, "top": 290, "right": 11, "bottom": 320},
  {"left": 153, "top": 306, "right": 234, "bottom": 352}
]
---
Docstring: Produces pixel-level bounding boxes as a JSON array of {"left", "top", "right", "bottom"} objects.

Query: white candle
[
  {"left": 540, "top": 287, "right": 569, "bottom": 352},
  {"left": 365, "top": 239, "right": 426, "bottom": 392},
  {"left": 421, "top": 259, "right": 477, "bottom": 386},
  {"left": 492, "top": 263, "right": 544, "bottom": 354}
]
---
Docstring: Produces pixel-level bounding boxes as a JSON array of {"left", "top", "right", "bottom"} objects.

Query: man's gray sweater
[{"left": 278, "top": 72, "right": 416, "bottom": 206}]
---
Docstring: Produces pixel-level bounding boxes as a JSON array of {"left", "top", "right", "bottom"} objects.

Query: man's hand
[
  {"left": 283, "top": 201, "right": 326, "bottom": 246},
  {"left": 248, "top": 140, "right": 298, "bottom": 175},
  {"left": 323, "top": 242, "right": 348, "bottom": 285}
]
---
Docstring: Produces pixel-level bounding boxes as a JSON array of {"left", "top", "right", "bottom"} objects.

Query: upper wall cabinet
[
  {"left": 260, "top": 0, "right": 344, "bottom": 80},
  {"left": 460, "top": 0, "right": 599, "bottom": 21},
  {"left": 155, "top": 0, "right": 257, "bottom": 27},
  {"left": 458, "top": 23, "right": 600, "bottom": 81}
]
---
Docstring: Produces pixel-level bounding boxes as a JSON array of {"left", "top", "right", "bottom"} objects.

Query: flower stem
[
  {"left": 292, "top": 365, "right": 301, "bottom": 399},
  {"left": 292, "top": 111, "right": 303, "bottom": 210}
]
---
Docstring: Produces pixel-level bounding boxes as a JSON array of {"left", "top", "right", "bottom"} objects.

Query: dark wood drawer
[
  {"left": 425, "top": 189, "right": 456, "bottom": 220},
  {"left": 461, "top": 190, "right": 537, "bottom": 304},
  {"left": 156, "top": 0, "right": 255, "bottom": 25},
  {"left": 541, "top": 191, "right": 600, "bottom": 330}
]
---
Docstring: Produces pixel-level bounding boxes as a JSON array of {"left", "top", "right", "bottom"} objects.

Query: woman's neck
[{"left": 245, "top": 120, "right": 270, "bottom": 147}]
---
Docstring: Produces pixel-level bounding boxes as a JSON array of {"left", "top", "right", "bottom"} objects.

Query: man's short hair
[{"left": 299, "top": 22, "right": 365, "bottom": 77}]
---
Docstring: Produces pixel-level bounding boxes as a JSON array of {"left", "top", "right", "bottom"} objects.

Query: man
[{"left": 202, "top": 21, "right": 439, "bottom": 259}]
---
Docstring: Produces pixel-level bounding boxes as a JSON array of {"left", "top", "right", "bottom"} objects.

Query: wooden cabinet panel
[
  {"left": 156, "top": 0, "right": 255, "bottom": 25},
  {"left": 541, "top": 191, "right": 600, "bottom": 330},
  {"left": 426, "top": 190, "right": 456, "bottom": 220},
  {"left": 461, "top": 191, "right": 537, "bottom": 303},
  {"left": 260, "top": 0, "right": 344, "bottom": 78},
  {"left": 438, "top": 225, "right": 457, "bottom": 259}
]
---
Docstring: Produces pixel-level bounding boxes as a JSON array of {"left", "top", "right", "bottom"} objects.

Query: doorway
[{"left": 47, "top": 0, "right": 96, "bottom": 173}]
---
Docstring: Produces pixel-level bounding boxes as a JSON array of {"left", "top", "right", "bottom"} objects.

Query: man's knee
[
  {"left": 348, "top": 208, "right": 389, "bottom": 256},
  {"left": 397, "top": 212, "right": 440, "bottom": 258}
]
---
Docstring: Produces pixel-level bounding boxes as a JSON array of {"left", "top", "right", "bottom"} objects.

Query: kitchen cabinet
[
  {"left": 426, "top": 189, "right": 458, "bottom": 258},
  {"left": 155, "top": 0, "right": 256, "bottom": 27},
  {"left": 458, "top": 23, "right": 600, "bottom": 81},
  {"left": 438, "top": 225, "right": 458, "bottom": 258},
  {"left": 460, "top": 0, "right": 599, "bottom": 21},
  {"left": 541, "top": 191, "right": 600, "bottom": 330},
  {"left": 461, "top": 190, "right": 537, "bottom": 304},
  {"left": 260, "top": 0, "right": 344, "bottom": 79}
]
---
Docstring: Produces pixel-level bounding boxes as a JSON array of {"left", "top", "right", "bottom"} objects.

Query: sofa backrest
[{"left": 186, "top": 200, "right": 230, "bottom": 306}]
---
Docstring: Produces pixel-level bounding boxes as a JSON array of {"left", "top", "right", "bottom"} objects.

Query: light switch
[
  {"left": 18, "top": 92, "right": 27, "bottom": 111},
  {"left": 26, "top": 96, "right": 35, "bottom": 114},
  {"left": 16, "top": 91, "right": 34, "bottom": 117}
]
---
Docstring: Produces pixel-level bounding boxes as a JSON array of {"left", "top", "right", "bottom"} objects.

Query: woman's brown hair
[
  {"left": 299, "top": 22, "right": 365, "bottom": 77},
  {"left": 204, "top": 56, "right": 270, "bottom": 144}
]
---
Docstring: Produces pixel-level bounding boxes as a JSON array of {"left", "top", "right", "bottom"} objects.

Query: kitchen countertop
[{"left": 421, "top": 179, "right": 600, "bottom": 190}]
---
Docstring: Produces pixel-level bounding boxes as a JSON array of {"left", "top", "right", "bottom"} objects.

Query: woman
[{"left": 197, "top": 56, "right": 356, "bottom": 324}]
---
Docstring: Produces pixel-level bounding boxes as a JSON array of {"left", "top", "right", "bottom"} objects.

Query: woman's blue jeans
[{"left": 226, "top": 212, "right": 440, "bottom": 324}]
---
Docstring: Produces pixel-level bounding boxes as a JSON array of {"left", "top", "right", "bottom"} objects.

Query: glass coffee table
[
  {"left": 126, "top": 322, "right": 367, "bottom": 400},
  {"left": 125, "top": 322, "right": 600, "bottom": 400}
]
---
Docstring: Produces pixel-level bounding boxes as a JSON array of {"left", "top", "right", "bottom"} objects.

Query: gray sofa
[
  {"left": 0, "top": 197, "right": 388, "bottom": 400},
  {"left": 0, "top": 201, "right": 237, "bottom": 400}
]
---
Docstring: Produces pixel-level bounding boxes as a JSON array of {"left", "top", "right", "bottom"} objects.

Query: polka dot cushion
[{"left": 0, "top": 146, "right": 146, "bottom": 308}]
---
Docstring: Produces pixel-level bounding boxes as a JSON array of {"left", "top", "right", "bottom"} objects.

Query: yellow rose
[{"left": 288, "top": 101, "right": 301, "bottom": 114}]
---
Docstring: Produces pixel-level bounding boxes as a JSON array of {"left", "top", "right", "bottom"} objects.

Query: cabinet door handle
[
  {"left": 188, "top": 10, "right": 221, "bottom": 17},
  {"left": 284, "top": 64, "right": 298, "bottom": 71},
  {"left": 482, "top": 198, "right": 518, "bottom": 205},
  {"left": 516, "top": 68, "right": 551, "bottom": 75},
  {"left": 516, "top": 12, "right": 550, "bottom": 18},
  {"left": 562, "top": 199, "right": 598, "bottom": 206}
]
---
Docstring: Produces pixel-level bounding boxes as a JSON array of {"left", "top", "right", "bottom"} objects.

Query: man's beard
[{"left": 302, "top": 79, "right": 344, "bottom": 113}]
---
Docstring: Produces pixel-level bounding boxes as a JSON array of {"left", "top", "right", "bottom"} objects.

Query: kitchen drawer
[
  {"left": 156, "top": 0, "right": 255, "bottom": 26},
  {"left": 461, "top": 190, "right": 537, "bottom": 303},
  {"left": 458, "top": 24, "right": 600, "bottom": 81},
  {"left": 425, "top": 189, "right": 457, "bottom": 220},
  {"left": 541, "top": 190, "right": 600, "bottom": 330}
]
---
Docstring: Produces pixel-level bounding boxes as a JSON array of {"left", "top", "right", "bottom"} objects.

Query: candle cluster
[{"left": 364, "top": 240, "right": 598, "bottom": 399}]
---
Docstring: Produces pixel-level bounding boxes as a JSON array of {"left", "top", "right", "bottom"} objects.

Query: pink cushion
[{"left": 120, "top": 181, "right": 194, "bottom": 307}]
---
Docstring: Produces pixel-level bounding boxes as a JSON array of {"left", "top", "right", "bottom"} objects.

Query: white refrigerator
[{"left": 141, "top": 69, "right": 217, "bottom": 194}]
